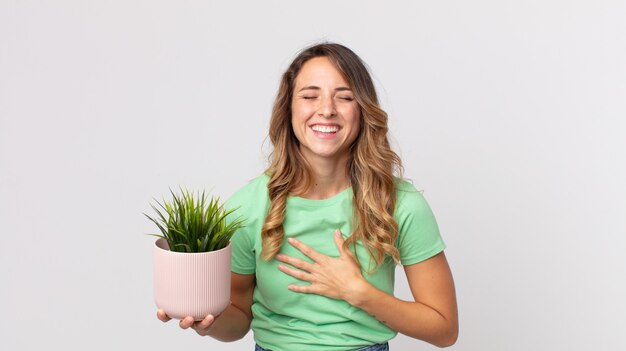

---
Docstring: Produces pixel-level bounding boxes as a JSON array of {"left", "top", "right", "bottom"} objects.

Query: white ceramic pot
[{"left": 153, "top": 238, "right": 231, "bottom": 321}]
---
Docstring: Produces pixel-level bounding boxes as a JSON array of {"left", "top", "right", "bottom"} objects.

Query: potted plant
[{"left": 145, "top": 188, "right": 244, "bottom": 321}]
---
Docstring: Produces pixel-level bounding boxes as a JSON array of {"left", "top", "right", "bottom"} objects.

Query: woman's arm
[
  {"left": 159, "top": 272, "right": 256, "bottom": 342},
  {"left": 276, "top": 231, "right": 458, "bottom": 347},
  {"left": 347, "top": 252, "right": 458, "bottom": 347}
]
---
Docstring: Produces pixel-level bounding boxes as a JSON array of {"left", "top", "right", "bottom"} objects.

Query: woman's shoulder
[
  {"left": 394, "top": 177, "right": 423, "bottom": 199},
  {"left": 225, "top": 173, "right": 270, "bottom": 211},
  {"left": 393, "top": 178, "right": 445, "bottom": 264},
  {"left": 393, "top": 177, "right": 433, "bottom": 217}
]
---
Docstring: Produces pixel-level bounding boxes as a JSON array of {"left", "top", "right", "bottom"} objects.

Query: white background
[{"left": 1, "top": 1, "right": 625, "bottom": 350}]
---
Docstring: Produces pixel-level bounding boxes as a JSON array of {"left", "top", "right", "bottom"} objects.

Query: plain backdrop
[{"left": 1, "top": 1, "right": 625, "bottom": 350}]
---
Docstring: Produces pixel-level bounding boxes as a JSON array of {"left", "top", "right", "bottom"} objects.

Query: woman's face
[{"left": 291, "top": 56, "right": 361, "bottom": 164}]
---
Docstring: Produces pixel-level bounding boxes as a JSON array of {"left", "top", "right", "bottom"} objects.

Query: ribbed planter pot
[{"left": 153, "top": 238, "right": 231, "bottom": 321}]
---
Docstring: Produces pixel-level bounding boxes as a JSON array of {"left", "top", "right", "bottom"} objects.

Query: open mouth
[{"left": 310, "top": 124, "right": 340, "bottom": 135}]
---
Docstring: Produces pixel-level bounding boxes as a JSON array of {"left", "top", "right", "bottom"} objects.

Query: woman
[{"left": 157, "top": 43, "right": 458, "bottom": 351}]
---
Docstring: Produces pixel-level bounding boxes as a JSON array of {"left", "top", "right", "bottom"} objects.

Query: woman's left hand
[{"left": 275, "top": 229, "right": 369, "bottom": 302}]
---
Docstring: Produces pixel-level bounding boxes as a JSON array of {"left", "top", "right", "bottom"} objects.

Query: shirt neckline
[{"left": 287, "top": 186, "right": 353, "bottom": 207}]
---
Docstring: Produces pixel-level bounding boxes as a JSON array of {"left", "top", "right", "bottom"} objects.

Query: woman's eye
[
  {"left": 303, "top": 96, "right": 317, "bottom": 100},
  {"left": 339, "top": 96, "right": 354, "bottom": 101}
]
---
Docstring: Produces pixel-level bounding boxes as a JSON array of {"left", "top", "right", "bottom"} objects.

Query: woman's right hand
[
  {"left": 156, "top": 309, "right": 216, "bottom": 336},
  {"left": 154, "top": 273, "right": 255, "bottom": 342}
]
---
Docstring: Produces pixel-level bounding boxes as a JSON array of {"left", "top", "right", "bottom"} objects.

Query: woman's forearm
[
  {"left": 205, "top": 304, "right": 252, "bottom": 342},
  {"left": 347, "top": 282, "right": 458, "bottom": 347}
]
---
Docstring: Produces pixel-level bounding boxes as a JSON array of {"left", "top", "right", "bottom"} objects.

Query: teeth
[{"left": 311, "top": 125, "right": 339, "bottom": 133}]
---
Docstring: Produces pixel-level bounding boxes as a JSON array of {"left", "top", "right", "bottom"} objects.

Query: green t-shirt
[{"left": 225, "top": 173, "right": 445, "bottom": 351}]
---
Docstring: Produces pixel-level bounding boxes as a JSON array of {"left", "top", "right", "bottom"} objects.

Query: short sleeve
[
  {"left": 394, "top": 181, "right": 446, "bottom": 266},
  {"left": 225, "top": 196, "right": 256, "bottom": 274}
]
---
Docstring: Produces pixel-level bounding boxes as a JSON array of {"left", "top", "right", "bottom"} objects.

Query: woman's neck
[{"left": 296, "top": 153, "right": 351, "bottom": 200}]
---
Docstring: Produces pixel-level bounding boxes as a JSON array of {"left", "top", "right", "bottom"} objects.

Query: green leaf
[{"left": 144, "top": 188, "right": 246, "bottom": 253}]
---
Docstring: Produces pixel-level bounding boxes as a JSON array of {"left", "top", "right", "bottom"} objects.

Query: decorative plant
[{"left": 145, "top": 188, "right": 244, "bottom": 253}]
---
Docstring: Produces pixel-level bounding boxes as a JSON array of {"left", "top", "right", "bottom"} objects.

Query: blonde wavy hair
[{"left": 262, "top": 43, "right": 404, "bottom": 270}]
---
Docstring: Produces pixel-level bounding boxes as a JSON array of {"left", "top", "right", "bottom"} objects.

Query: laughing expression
[{"left": 291, "top": 56, "right": 361, "bottom": 163}]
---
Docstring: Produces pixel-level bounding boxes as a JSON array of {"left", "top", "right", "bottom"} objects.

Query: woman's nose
[{"left": 317, "top": 95, "right": 337, "bottom": 118}]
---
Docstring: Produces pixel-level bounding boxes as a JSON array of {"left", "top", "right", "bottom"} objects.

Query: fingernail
[{"left": 287, "top": 237, "right": 295, "bottom": 244}]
